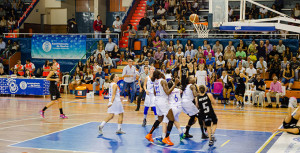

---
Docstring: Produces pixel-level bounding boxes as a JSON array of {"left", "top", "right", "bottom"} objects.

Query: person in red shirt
[
  {"left": 53, "top": 59, "right": 60, "bottom": 73},
  {"left": 14, "top": 60, "right": 24, "bottom": 76},
  {"left": 93, "top": 15, "right": 103, "bottom": 38},
  {"left": 43, "top": 60, "right": 51, "bottom": 77},
  {"left": 25, "top": 59, "right": 35, "bottom": 74}
]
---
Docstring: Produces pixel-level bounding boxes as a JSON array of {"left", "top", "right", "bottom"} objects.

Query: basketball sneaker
[
  {"left": 145, "top": 134, "right": 154, "bottom": 142},
  {"left": 162, "top": 137, "right": 174, "bottom": 146},
  {"left": 155, "top": 137, "right": 163, "bottom": 144},
  {"left": 184, "top": 133, "right": 193, "bottom": 138},
  {"left": 211, "top": 134, "right": 216, "bottom": 142},
  {"left": 179, "top": 133, "right": 184, "bottom": 141},
  {"left": 116, "top": 129, "right": 126, "bottom": 134},
  {"left": 98, "top": 126, "right": 103, "bottom": 135},
  {"left": 60, "top": 114, "right": 68, "bottom": 119},
  {"left": 142, "top": 119, "right": 147, "bottom": 127},
  {"left": 209, "top": 140, "right": 214, "bottom": 146},
  {"left": 39, "top": 110, "right": 45, "bottom": 118},
  {"left": 201, "top": 134, "right": 209, "bottom": 139}
]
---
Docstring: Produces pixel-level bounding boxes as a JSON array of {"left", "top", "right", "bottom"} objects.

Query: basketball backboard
[{"left": 209, "top": 0, "right": 228, "bottom": 27}]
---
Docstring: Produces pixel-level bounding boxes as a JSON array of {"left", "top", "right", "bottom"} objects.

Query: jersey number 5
[{"left": 202, "top": 102, "right": 210, "bottom": 113}]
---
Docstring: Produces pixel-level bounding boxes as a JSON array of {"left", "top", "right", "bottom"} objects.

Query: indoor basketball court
[{"left": 0, "top": 0, "right": 300, "bottom": 152}]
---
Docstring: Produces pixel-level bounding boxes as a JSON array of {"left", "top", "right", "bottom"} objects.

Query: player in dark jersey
[
  {"left": 282, "top": 106, "right": 300, "bottom": 129},
  {"left": 197, "top": 85, "right": 218, "bottom": 146},
  {"left": 179, "top": 58, "right": 188, "bottom": 88},
  {"left": 39, "top": 62, "right": 68, "bottom": 119},
  {"left": 233, "top": 68, "right": 248, "bottom": 109}
]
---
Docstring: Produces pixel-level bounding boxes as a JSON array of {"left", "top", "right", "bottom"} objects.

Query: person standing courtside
[
  {"left": 93, "top": 15, "right": 103, "bottom": 38},
  {"left": 121, "top": 59, "right": 138, "bottom": 105}
]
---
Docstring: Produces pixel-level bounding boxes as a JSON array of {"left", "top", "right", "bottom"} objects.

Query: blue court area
[{"left": 11, "top": 122, "right": 273, "bottom": 153}]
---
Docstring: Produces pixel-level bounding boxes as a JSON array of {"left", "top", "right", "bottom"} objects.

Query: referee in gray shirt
[
  {"left": 121, "top": 59, "right": 138, "bottom": 105},
  {"left": 136, "top": 65, "right": 149, "bottom": 111}
]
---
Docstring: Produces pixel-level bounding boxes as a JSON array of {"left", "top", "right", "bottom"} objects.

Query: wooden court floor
[{"left": 0, "top": 94, "right": 290, "bottom": 153}]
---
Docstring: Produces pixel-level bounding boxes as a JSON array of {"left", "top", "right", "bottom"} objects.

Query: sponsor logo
[
  {"left": 42, "top": 41, "right": 52, "bottom": 52},
  {"left": 235, "top": 26, "right": 242, "bottom": 30},
  {"left": 7, "top": 79, "right": 18, "bottom": 93},
  {"left": 20, "top": 81, "right": 27, "bottom": 90}
]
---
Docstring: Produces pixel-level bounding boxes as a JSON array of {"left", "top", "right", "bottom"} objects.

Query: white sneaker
[{"left": 116, "top": 129, "right": 126, "bottom": 134}]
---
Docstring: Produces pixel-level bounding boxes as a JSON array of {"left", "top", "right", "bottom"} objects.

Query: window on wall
[
  {"left": 76, "top": 0, "right": 94, "bottom": 12},
  {"left": 109, "top": 0, "right": 126, "bottom": 12}
]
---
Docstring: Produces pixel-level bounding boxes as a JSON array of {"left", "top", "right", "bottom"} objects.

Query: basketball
[{"left": 189, "top": 14, "right": 199, "bottom": 23}]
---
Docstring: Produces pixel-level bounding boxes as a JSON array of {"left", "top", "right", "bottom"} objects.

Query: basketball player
[
  {"left": 234, "top": 68, "right": 249, "bottom": 109},
  {"left": 40, "top": 62, "right": 68, "bottom": 119},
  {"left": 181, "top": 76, "right": 200, "bottom": 138},
  {"left": 197, "top": 85, "right": 218, "bottom": 146},
  {"left": 157, "top": 80, "right": 184, "bottom": 143},
  {"left": 98, "top": 74, "right": 125, "bottom": 135},
  {"left": 278, "top": 101, "right": 300, "bottom": 135},
  {"left": 179, "top": 58, "right": 188, "bottom": 88},
  {"left": 221, "top": 71, "right": 234, "bottom": 104},
  {"left": 145, "top": 70, "right": 179, "bottom": 145},
  {"left": 142, "top": 66, "right": 158, "bottom": 127}
]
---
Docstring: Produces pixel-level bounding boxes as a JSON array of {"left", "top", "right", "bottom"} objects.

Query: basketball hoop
[{"left": 193, "top": 22, "right": 209, "bottom": 38}]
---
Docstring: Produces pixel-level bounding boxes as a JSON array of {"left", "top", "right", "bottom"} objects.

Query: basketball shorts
[
  {"left": 235, "top": 85, "right": 245, "bottom": 97},
  {"left": 198, "top": 112, "right": 218, "bottom": 127},
  {"left": 283, "top": 117, "right": 298, "bottom": 129},
  {"left": 50, "top": 86, "right": 61, "bottom": 100}
]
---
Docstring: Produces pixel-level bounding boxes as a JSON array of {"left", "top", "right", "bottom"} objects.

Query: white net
[{"left": 193, "top": 23, "right": 210, "bottom": 38}]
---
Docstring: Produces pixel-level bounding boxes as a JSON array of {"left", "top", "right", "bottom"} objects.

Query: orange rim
[{"left": 193, "top": 22, "right": 208, "bottom": 26}]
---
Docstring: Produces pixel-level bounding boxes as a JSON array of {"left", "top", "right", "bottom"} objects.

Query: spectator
[
  {"left": 259, "top": 6, "right": 268, "bottom": 19},
  {"left": 201, "top": 40, "right": 210, "bottom": 50},
  {"left": 274, "top": 0, "right": 283, "bottom": 12},
  {"left": 243, "top": 56, "right": 253, "bottom": 69},
  {"left": 154, "top": 47, "right": 164, "bottom": 66},
  {"left": 103, "top": 53, "right": 113, "bottom": 74},
  {"left": 96, "top": 53, "right": 104, "bottom": 67},
  {"left": 227, "top": 54, "right": 237, "bottom": 68},
  {"left": 111, "top": 45, "right": 121, "bottom": 68},
  {"left": 121, "top": 59, "right": 138, "bottom": 105},
  {"left": 175, "top": 5, "right": 187, "bottom": 25},
  {"left": 77, "top": 61, "right": 84, "bottom": 73},
  {"left": 140, "top": 59, "right": 150, "bottom": 74},
  {"left": 265, "top": 40, "right": 273, "bottom": 54},
  {"left": 213, "top": 40, "right": 223, "bottom": 53},
  {"left": 276, "top": 40, "right": 285, "bottom": 54},
  {"left": 93, "top": 45, "right": 103, "bottom": 58},
  {"left": 67, "top": 18, "right": 78, "bottom": 33},
  {"left": 252, "top": 74, "right": 266, "bottom": 106},
  {"left": 42, "top": 60, "right": 50, "bottom": 77},
  {"left": 169, "top": 0, "right": 176, "bottom": 15},
  {"left": 0, "top": 8, "right": 5, "bottom": 17},
  {"left": 228, "top": 6, "right": 234, "bottom": 21},
  {"left": 136, "top": 65, "right": 150, "bottom": 111},
  {"left": 141, "top": 26, "right": 149, "bottom": 38},
  {"left": 268, "top": 45, "right": 279, "bottom": 60},
  {"left": 224, "top": 47, "right": 235, "bottom": 61},
  {"left": 191, "top": 47, "right": 198, "bottom": 59},
  {"left": 185, "top": 40, "right": 194, "bottom": 50},
  {"left": 185, "top": 46, "right": 192, "bottom": 57},
  {"left": 185, "top": 3, "right": 195, "bottom": 17},
  {"left": 206, "top": 53, "right": 215, "bottom": 68},
  {"left": 125, "top": 48, "right": 135, "bottom": 60},
  {"left": 282, "top": 63, "right": 295, "bottom": 90},
  {"left": 290, "top": 57, "right": 300, "bottom": 81},
  {"left": 146, "top": 52, "right": 155, "bottom": 66},
  {"left": 137, "top": 54, "right": 146, "bottom": 69},
  {"left": 155, "top": 26, "right": 167, "bottom": 38},
  {"left": 249, "top": 4, "right": 259, "bottom": 19},
  {"left": 281, "top": 56, "right": 290, "bottom": 74},
  {"left": 0, "top": 38, "right": 5, "bottom": 52},
  {"left": 237, "top": 39, "right": 248, "bottom": 53},
  {"left": 83, "top": 68, "right": 94, "bottom": 84},
  {"left": 160, "top": 15, "right": 167, "bottom": 30},
  {"left": 247, "top": 40, "right": 257, "bottom": 55},
  {"left": 93, "top": 62, "right": 100, "bottom": 74},
  {"left": 249, "top": 51, "right": 257, "bottom": 63},
  {"left": 269, "top": 54, "right": 281, "bottom": 79},
  {"left": 146, "top": 0, "right": 155, "bottom": 14},
  {"left": 93, "top": 15, "right": 103, "bottom": 38},
  {"left": 112, "top": 16, "right": 122, "bottom": 38},
  {"left": 93, "top": 67, "right": 105, "bottom": 94},
  {"left": 166, "top": 54, "right": 177, "bottom": 71},
  {"left": 174, "top": 39, "right": 183, "bottom": 51},
  {"left": 236, "top": 47, "right": 246, "bottom": 59},
  {"left": 105, "top": 27, "right": 110, "bottom": 38},
  {"left": 226, "top": 62, "right": 234, "bottom": 75},
  {"left": 186, "top": 54, "right": 192, "bottom": 63},
  {"left": 256, "top": 57, "right": 267, "bottom": 79},
  {"left": 176, "top": 47, "right": 184, "bottom": 57},
  {"left": 237, "top": 62, "right": 245, "bottom": 74},
  {"left": 152, "top": 36, "right": 161, "bottom": 50},
  {"left": 138, "top": 14, "right": 151, "bottom": 30},
  {"left": 7, "top": 16, "right": 15, "bottom": 31},
  {"left": 24, "top": 69, "right": 33, "bottom": 78},
  {"left": 150, "top": 18, "right": 158, "bottom": 30},
  {"left": 70, "top": 67, "right": 83, "bottom": 90},
  {"left": 0, "top": 16, "right": 7, "bottom": 34},
  {"left": 25, "top": 59, "right": 35, "bottom": 74},
  {"left": 167, "top": 40, "right": 174, "bottom": 50},
  {"left": 224, "top": 41, "right": 236, "bottom": 52},
  {"left": 282, "top": 47, "right": 292, "bottom": 61},
  {"left": 177, "top": 24, "right": 186, "bottom": 37},
  {"left": 215, "top": 48, "right": 223, "bottom": 59},
  {"left": 266, "top": 76, "right": 282, "bottom": 108},
  {"left": 245, "top": 63, "right": 257, "bottom": 83},
  {"left": 125, "top": 24, "right": 137, "bottom": 51},
  {"left": 256, "top": 40, "right": 267, "bottom": 59},
  {"left": 216, "top": 56, "right": 225, "bottom": 77},
  {"left": 204, "top": 46, "right": 214, "bottom": 58}
]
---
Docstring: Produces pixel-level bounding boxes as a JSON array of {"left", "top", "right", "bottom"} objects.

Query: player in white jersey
[
  {"left": 195, "top": 64, "right": 208, "bottom": 86},
  {"left": 142, "top": 66, "right": 157, "bottom": 127},
  {"left": 158, "top": 80, "right": 185, "bottom": 142},
  {"left": 98, "top": 74, "right": 125, "bottom": 135},
  {"left": 145, "top": 70, "right": 179, "bottom": 146},
  {"left": 181, "top": 76, "right": 200, "bottom": 138}
]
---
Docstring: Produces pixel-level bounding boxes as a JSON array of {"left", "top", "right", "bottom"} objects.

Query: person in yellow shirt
[
  {"left": 247, "top": 40, "right": 258, "bottom": 55},
  {"left": 177, "top": 24, "right": 186, "bottom": 38},
  {"left": 249, "top": 51, "right": 257, "bottom": 63}
]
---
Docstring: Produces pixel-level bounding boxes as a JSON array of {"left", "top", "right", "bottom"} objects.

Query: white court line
[
  {"left": 255, "top": 107, "right": 299, "bottom": 153},
  {"left": 0, "top": 123, "right": 83, "bottom": 131},
  {"left": 8, "top": 145, "right": 97, "bottom": 153},
  {"left": 9, "top": 122, "right": 91, "bottom": 147},
  {"left": 0, "top": 138, "right": 19, "bottom": 143}
]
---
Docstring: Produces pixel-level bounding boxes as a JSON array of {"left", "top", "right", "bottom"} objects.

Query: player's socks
[
  {"left": 155, "top": 115, "right": 158, "bottom": 120},
  {"left": 42, "top": 106, "right": 47, "bottom": 111},
  {"left": 143, "top": 115, "right": 147, "bottom": 119},
  {"left": 149, "top": 120, "right": 161, "bottom": 134},
  {"left": 100, "top": 121, "right": 106, "bottom": 128},
  {"left": 166, "top": 121, "right": 174, "bottom": 138},
  {"left": 117, "top": 124, "right": 122, "bottom": 131},
  {"left": 162, "top": 133, "right": 166, "bottom": 139},
  {"left": 59, "top": 108, "right": 64, "bottom": 114}
]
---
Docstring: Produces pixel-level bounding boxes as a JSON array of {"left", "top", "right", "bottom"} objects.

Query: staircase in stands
[{"left": 120, "top": 0, "right": 147, "bottom": 48}]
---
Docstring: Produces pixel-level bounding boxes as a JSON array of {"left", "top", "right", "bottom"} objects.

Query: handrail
[{"left": 3, "top": 33, "right": 120, "bottom": 40}]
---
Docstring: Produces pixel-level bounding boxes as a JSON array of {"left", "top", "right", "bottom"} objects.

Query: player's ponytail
[
  {"left": 199, "top": 85, "right": 206, "bottom": 94},
  {"left": 151, "top": 70, "right": 161, "bottom": 82},
  {"left": 110, "top": 74, "right": 116, "bottom": 82}
]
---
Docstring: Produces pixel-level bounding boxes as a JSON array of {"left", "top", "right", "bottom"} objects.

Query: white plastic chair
[
  {"left": 59, "top": 75, "right": 70, "bottom": 94},
  {"left": 244, "top": 83, "right": 254, "bottom": 105}
]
